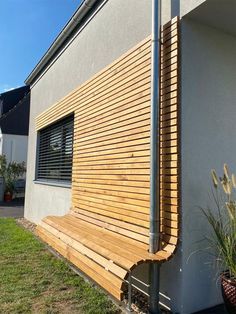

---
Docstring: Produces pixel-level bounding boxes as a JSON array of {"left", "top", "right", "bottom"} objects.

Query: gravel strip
[
  {"left": 124, "top": 287, "right": 171, "bottom": 313},
  {"left": 17, "top": 218, "right": 37, "bottom": 233}
]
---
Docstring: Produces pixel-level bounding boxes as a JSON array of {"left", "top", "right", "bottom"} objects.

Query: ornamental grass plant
[{"left": 202, "top": 164, "right": 236, "bottom": 279}]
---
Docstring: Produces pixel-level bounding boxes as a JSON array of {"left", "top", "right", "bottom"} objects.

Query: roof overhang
[
  {"left": 25, "top": 0, "right": 100, "bottom": 86},
  {"left": 184, "top": 0, "right": 236, "bottom": 37}
]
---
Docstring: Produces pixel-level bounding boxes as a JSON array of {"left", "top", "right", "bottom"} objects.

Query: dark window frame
[{"left": 35, "top": 115, "right": 74, "bottom": 185}]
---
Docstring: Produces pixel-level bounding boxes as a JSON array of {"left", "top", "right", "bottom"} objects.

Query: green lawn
[{"left": 0, "top": 218, "right": 120, "bottom": 314}]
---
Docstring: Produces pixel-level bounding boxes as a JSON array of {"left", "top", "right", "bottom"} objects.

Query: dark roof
[
  {"left": 0, "top": 86, "right": 30, "bottom": 115},
  {"left": 0, "top": 88, "right": 30, "bottom": 136}
]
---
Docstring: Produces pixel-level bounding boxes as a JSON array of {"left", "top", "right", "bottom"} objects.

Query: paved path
[{"left": 0, "top": 198, "right": 24, "bottom": 218}]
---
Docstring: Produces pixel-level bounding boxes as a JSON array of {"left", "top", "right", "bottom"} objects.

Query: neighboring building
[
  {"left": 0, "top": 86, "right": 30, "bottom": 164},
  {"left": 24, "top": 1, "right": 236, "bottom": 313}
]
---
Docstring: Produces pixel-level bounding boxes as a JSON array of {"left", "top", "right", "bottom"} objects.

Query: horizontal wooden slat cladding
[
  {"left": 159, "top": 17, "right": 180, "bottom": 253},
  {"left": 72, "top": 194, "right": 149, "bottom": 214},
  {"left": 36, "top": 43, "right": 151, "bottom": 123},
  {"left": 35, "top": 17, "right": 180, "bottom": 301},
  {"left": 73, "top": 201, "right": 149, "bottom": 227},
  {"left": 36, "top": 41, "right": 151, "bottom": 130},
  {"left": 35, "top": 37, "right": 152, "bottom": 244}
]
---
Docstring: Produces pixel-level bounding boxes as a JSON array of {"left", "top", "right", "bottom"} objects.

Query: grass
[{"left": 0, "top": 218, "right": 120, "bottom": 314}]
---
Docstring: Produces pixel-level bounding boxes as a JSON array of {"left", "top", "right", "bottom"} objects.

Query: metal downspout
[
  {"left": 149, "top": 0, "right": 161, "bottom": 313},
  {"left": 150, "top": 0, "right": 161, "bottom": 255}
]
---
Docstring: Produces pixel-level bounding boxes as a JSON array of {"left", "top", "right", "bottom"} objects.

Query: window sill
[{"left": 33, "top": 180, "right": 71, "bottom": 189}]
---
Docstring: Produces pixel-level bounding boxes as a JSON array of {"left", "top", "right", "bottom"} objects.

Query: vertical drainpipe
[{"left": 149, "top": 0, "right": 161, "bottom": 313}]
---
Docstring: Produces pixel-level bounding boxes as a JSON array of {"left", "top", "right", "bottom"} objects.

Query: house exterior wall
[
  {"left": 2, "top": 134, "right": 28, "bottom": 164},
  {"left": 161, "top": 0, "right": 206, "bottom": 24},
  {"left": 24, "top": 0, "right": 152, "bottom": 224},
  {"left": 181, "top": 19, "right": 236, "bottom": 313},
  {"left": 24, "top": 0, "right": 218, "bottom": 312}
]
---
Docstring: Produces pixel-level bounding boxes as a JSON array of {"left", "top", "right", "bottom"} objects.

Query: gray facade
[
  {"left": 181, "top": 17, "right": 236, "bottom": 314},
  {"left": 24, "top": 0, "right": 152, "bottom": 223},
  {"left": 25, "top": 0, "right": 236, "bottom": 313}
]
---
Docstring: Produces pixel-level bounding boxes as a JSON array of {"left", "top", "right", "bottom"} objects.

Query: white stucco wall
[
  {"left": 2, "top": 134, "right": 28, "bottom": 164},
  {"left": 25, "top": 0, "right": 152, "bottom": 224},
  {"left": 181, "top": 19, "right": 236, "bottom": 313},
  {"left": 161, "top": 0, "right": 206, "bottom": 25}
]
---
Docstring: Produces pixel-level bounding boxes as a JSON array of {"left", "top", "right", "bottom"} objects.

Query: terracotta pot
[
  {"left": 4, "top": 192, "right": 12, "bottom": 202},
  {"left": 221, "top": 272, "right": 236, "bottom": 314}
]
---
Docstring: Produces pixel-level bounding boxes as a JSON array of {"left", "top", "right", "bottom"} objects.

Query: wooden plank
[
  {"left": 36, "top": 39, "right": 151, "bottom": 123},
  {"left": 73, "top": 198, "right": 149, "bottom": 221},
  {"left": 37, "top": 226, "right": 123, "bottom": 300},
  {"left": 76, "top": 156, "right": 149, "bottom": 166},
  {"left": 160, "top": 225, "right": 178, "bottom": 237},
  {"left": 73, "top": 186, "right": 149, "bottom": 204},
  {"left": 40, "top": 221, "right": 128, "bottom": 280},
  {"left": 160, "top": 111, "right": 178, "bottom": 122},
  {"left": 66, "top": 214, "right": 168, "bottom": 262},
  {"left": 160, "top": 49, "right": 178, "bottom": 65},
  {"left": 74, "top": 214, "right": 148, "bottom": 244},
  {"left": 74, "top": 180, "right": 149, "bottom": 195},
  {"left": 74, "top": 178, "right": 150, "bottom": 188},
  {"left": 75, "top": 63, "right": 151, "bottom": 119},
  {"left": 162, "top": 234, "right": 178, "bottom": 246},
  {"left": 75, "top": 138, "right": 150, "bottom": 155},
  {"left": 162, "top": 35, "right": 178, "bottom": 48},
  {"left": 68, "top": 248, "right": 123, "bottom": 300},
  {"left": 74, "top": 112, "right": 150, "bottom": 140},
  {"left": 160, "top": 63, "right": 178, "bottom": 76},
  {"left": 160, "top": 211, "right": 178, "bottom": 221},
  {"left": 73, "top": 173, "right": 150, "bottom": 182},
  {"left": 76, "top": 150, "right": 150, "bottom": 162},
  {"left": 37, "top": 69, "right": 151, "bottom": 130},
  {"left": 75, "top": 106, "right": 150, "bottom": 139},
  {"left": 72, "top": 193, "right": 149, "bottom": 214},
  {"left": 160, "top": 17, "right": 180, "bottom": 252},
  {"left": 74, "top": 201, "right": 149, "bottom": 227},
  {"left": 74, "top": 189, "right": 149, "bottom": 207},
  {"left": 36, "top": 44, "right": 151, "bottom": 127},
  {"left": 160, "top": 97, "right": 178, "bottom": 108},
  {"left": 161, "top": 218, "right": 178, "bottom": 229},
  {"left": 161, "top": 76, "right": 177, "bottom": 89},
  {"left": 74, "top": 207, "right": 148, "bottom": 235},
  {"left": 161, "top": 22, "right": 178, "bottom": 36},
  {"left": 43, "top": 217, "right": 141, "bottom": 266},
  {"left": 66, "top": 213, "right": 150, "bottom": 253},
  {"left": 161, "top": 43, "right": 178, "bottom": 59},
  {"left": 77, "top": 93, "right": 151, "bottom": 130},
  {"left": 160, "top": 204, "right": 178, "bottom": 213},
  {"left": 74, "top": 124, "right": 150, "bottom": 148},
  {"left": 160, "top": 83, "right": 177, "bottom": 96},
  {"left": 75, "top": 143, "right": 150, "bottom": 158}
]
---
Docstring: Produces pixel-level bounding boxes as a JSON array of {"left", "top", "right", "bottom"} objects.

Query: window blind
[{"left": 36, "top": 115, "right": 74, "bottom": 183}]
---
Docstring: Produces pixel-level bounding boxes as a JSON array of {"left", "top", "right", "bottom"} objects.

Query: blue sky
[{"left": 0, "top": 0, "right": 81, "bottom": 93}]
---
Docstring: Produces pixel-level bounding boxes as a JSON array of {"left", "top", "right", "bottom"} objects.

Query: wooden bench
[
  {"left": 35, "top": 17, "right": 180, "bottom": 302},
  {"left": 36, "top": 212, "right": 174, "bottom": 300}
]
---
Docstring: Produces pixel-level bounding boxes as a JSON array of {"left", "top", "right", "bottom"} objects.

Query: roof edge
[{"left": 25, "top": 0, "right": 98, "bottom": 85}]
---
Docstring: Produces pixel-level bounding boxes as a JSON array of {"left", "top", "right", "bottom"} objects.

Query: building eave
[{"left": 25, "top": 0, "right": 99, "bottom": 86}]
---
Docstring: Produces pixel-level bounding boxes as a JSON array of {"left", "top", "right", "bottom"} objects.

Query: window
[{"left": 36, "top": 115, "right": 74, "bottom": 183}]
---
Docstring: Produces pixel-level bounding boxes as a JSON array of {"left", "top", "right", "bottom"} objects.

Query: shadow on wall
[{"left": 171, "top": 0, "right": 180, "bottom": 18}]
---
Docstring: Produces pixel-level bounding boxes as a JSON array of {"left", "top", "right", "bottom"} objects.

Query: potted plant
[
  {"left": 202, "top": 164, "right": 236, "bottom": 313},
  {"left": 0, "top": 155, "right": 26, "bottom": 202}
]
